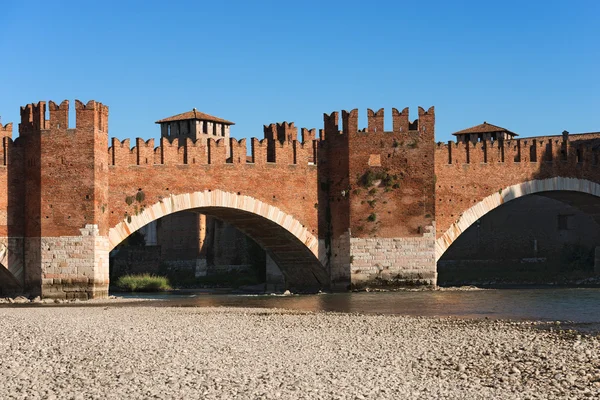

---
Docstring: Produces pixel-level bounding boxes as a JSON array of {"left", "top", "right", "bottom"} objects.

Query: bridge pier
[
  {"left": 348, "top": 225, "right": 437, "bottom": 288},
  {"left": 29, "top": 225, "right": 109, "bottom": 299},
  {"left": 328, "top": 227, "right": 438, "bottom": 290}
]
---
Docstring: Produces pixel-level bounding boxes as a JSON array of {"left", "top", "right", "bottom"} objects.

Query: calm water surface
[{"left": 119, "top": 288, "right": 600, "bottom": 325}]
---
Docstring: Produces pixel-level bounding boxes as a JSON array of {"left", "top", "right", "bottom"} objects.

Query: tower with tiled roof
[
  {"left": 453, "top": 121, "right": 518, "bottom": 143},
  {"left": 155, "top": 108, "right": 235, "bottom": 142}
]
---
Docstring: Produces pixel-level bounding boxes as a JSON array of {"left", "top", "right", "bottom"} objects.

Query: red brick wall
[
  {"left": 107, "top": 137, "right": 319, "bottom": 239},
  {"left": 19, "top": 100, "right": 109, "bottom": 238},
  {"left": 344, "top": 107, "right": 435, "bottom": 238}
]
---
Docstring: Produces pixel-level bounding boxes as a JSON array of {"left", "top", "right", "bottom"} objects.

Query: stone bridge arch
[
  {"left": 435, "top": 177, "right": 600, "bottom": 261},
  {"left": 108, "top": 190, "right": 328, "bottom": 291}
]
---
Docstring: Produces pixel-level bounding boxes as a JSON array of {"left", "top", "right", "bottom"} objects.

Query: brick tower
[
  {"left": 320, "top": 107, "right": 437, "bottom": 289},
  {"left": 20, "top": 100, "right": 110, "bottom": 299}
]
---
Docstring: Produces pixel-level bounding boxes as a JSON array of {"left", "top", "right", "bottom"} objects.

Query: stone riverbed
[{"left": 0, "top": 306, "right": 598, "bottom": 399}]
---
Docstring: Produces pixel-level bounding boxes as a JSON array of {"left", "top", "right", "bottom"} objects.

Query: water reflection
[{"left": 120, "top": 288, "right": 600, "bottom": 324}]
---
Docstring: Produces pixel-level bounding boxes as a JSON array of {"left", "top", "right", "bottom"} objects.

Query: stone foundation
[
  {"left": 349, "top": 225, "right": 437, "bottom": 288},
  {"left": 34, "top": 225, "right": 109, "bottom": 299},
  {"left": 329, "top": 232, "right": 352, "bottom": 290}
]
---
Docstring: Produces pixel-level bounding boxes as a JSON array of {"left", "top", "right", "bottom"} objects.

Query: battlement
[
  {"left": 301, "top": 128, "right": 317, "bottom": 142},
  {"left": 0, "top": 122, "right": 12, "bottom": 138},
  {"left": 19, "top": 99, "right": 108, "bottom": 134},
  {"left": 263, "top": 122, "right": 298, "bottom": 142},
  {"left": 436, "top": 136, "right": 599, "bottom": 166},
  {"left": 108, "top": 136, "right": 319, "bottom": 167},
  {"left": 321, "top": 107, "right": 435, "bottom": 137}
]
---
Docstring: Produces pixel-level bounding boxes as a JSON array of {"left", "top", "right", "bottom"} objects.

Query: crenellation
[
  {"left": 229, "top": 138, "right": 247, "bottom": 164},
  {"left": 469, "top": 141, "right": 485, "bottom": 163},
  {"left": 367, "top": 108, "right": 384, "bottom": 132},
  {"left": 181, "top": 137, "right": 206, "bottom": 165},
  {"left": 417, "top": 106, "right": 435, "bottom": 140},
  {"left": 109, "top": 138, "right": 132, "bottom": 166},
  {"left": 484, "top": 139, "right": 500, "bottom": 163},
  {"left": 156, "top": 137, "right": 182, "bottom": 165},
  {"left": 504, "top": 139, "right": 518, "bottom": 164},
  {"left": 272, "top": 140, "right": 294, "bottom": 165},
  {"left": 263, "top": 124, "right": 277, "bottom": 141},
  {"left": 551, "top": 139, "right": 565, "bottom": 162},
  {"left": 0, "top": 122, "right": 12, "bottom": 139},
  {"left": 452, "top": 141, "right": 469, "bottom": 164},
  {"left": 74, "top": 99, "right": 109, "bottom": 133},
  {"left": 135, "top": 138, "right": 154, "bottom": 165},
  {"left": 277, "top": 122, "right": 297, "bottom": 142},
  {"left": 0, "top": 136, "right": 16, "bottom": 166},
  {"left": 323, "top": 111, "right": 340, "bottom": 136},
  {"left": 301, "top": 128, "right": 317, "bottom": 142},
  {"left": 207, "top": 138, "right": 227, "bottom": 164},
  {"left": 251, "top": 138, "right": 268, "bottom": 164},
  {"left": 19, "top": 101, "right": 46, "bottom": 134},
  {"left": 392, "top": 107, "right": 410, "bottom": 133},
  {"left": 535, "top": 139, "right": 547, "bottom": 162},
  {"left": 48, "top": 100, "right": 69, "bottom": 131},
  {"left": 341, "top": 109, "right": 358, "bottom": 134},
  {"left": 434, "top": 141, "right": 450, "bottom": 164},
  {"left": 293, "top": 140, "right": 308, "bottom": 165}
]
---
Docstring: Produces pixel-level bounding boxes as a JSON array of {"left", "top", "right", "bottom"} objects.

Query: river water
[{"left": 118, "top": 288, "right": 600, "bottom": 328}]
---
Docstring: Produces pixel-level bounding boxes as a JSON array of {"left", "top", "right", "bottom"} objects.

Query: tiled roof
[
  {"left": 453, "top": 122, "right": 518, "bottom": 137},
  {"left": 155, "top": 109, "right": 235, "bottom": 125}
]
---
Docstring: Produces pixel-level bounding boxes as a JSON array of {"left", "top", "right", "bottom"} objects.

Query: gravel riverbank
[{"left": 0, "top": 306, "right": 598, "bottom": 399}]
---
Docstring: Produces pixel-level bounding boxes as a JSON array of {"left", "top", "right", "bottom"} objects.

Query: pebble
[{"left": 0, "top": 306, "right": 597, "bottom": 399}]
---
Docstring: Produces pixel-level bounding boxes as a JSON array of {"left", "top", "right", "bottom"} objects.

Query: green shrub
[
  {"left": 367, "top": 213, "right": 377, "bottom": 222},
  {"left": 116, "top": 274, "right": 172, "bottom": 292},
  {"left": 135, "top": 190, "right": 146, "bottom": 203},
  {"left": 361, "top": 170, "right": 377, "bottom": 187}
]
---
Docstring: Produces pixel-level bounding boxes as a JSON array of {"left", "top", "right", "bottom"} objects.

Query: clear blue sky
[{"left": 1, "top": 0, "right": 598, "bottom": 143}]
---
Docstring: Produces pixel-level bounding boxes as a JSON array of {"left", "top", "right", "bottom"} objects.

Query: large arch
[
  {"left": 108, "top": 190, "right": 328, "bottom": 290},
  {"left": 435, "top": 177, "right": 600, "bottom": 261}
]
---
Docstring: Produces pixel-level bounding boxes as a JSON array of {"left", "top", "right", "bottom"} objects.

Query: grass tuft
[{"left": 116, "top": 274, "right": 172, "bottom": 292}]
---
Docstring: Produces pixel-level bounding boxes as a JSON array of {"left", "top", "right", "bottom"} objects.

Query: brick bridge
[{"left": 0, "top": 99, "right": 599, "bottom": 298}]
